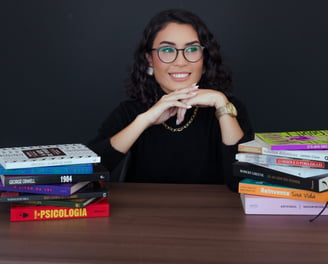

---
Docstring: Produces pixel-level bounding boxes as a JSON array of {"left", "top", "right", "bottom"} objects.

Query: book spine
[
  {"left": 2, "top": 157, "right": 101, "bottom": 170},
  {"left": 238, "top": 181, "right": 328, "bottom": 203},
  {"left": 0, "top": 171, "right": 110, "bottom": 186},
  {"left": 271, "top": 144, "right": 328, "bottom": 151},
  {"left": 236, "top": 153, "right": 328, "bottom": 169},
  {"left": 0, "top": 186, "right": 109, "bottom": 202},
  {"left": 233, "top": 161, "right": 326, "bottom": 192},
  {"left": 0, "top": 181, "right": 89, "bottom": 196},
  {"left": 0, "top": 163, "right": 93, "bottom": 175},
  {"left": 10, "top": 198, "right": 110, "bottom": 221},
  {"left": 241, "top": 194, "right": 328, "bottom": 215}
]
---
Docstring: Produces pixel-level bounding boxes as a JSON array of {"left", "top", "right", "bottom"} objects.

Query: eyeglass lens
[{"left": 156, "top": 46, "right": 203, "bottom": 63}]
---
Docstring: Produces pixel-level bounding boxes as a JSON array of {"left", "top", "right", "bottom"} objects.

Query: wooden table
[{"left": 0, "top": 183, "right": 327, "bottom": 264}]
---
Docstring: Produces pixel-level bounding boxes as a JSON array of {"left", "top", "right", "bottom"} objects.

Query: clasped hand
[{"left": 144, "top": 83, "right": 228, "bottom": 126}]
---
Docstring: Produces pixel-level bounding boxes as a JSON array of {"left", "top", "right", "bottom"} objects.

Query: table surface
[{"left": 0, "top": 182, "right": 327, "bottom": 264}]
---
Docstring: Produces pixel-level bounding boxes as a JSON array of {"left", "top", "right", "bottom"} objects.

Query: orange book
[
  {"left": 239, "top": 179, "right": 328, "bottom": 203},
  {"left": 10, "top": 197, "right": 110, "bottom": 221}
]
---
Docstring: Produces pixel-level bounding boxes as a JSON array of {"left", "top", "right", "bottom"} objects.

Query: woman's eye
[{"left": 160, "top": 47, "right": 175, "bottom": 53}]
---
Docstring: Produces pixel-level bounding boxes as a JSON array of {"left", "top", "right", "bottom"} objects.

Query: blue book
[{"left": 0, "top": 163, "right": 93, "bottom": 175}]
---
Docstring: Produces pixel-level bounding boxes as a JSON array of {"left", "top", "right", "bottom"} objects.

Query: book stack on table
[
  {"left": 233, "top": 130, "right": 328, "bottom": 218},
  {"left": 0, "top": 143, "right": 110, "bottom": 221}
]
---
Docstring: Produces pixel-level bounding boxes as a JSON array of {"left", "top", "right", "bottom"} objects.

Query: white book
[
  {"left": 238, "top": 140, "right": 328, "bottom": 162},
  {"left": 240, "top": 194, "right": 328, "bottom": 216},
  {"left": 235, "top": 152, "right": 328, "bottom": 169},
  {"left": 0, "top": 143, "right": 100, "bottom": 169}
]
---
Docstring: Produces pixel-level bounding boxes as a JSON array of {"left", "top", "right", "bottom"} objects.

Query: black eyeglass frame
[{"left": 151, "top": 45, "right": 205, "bottom": 64}]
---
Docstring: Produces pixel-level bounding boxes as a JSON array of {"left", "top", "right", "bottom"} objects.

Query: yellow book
[{"left": 239, "top": 178, "right": 328, "bottom": 203}]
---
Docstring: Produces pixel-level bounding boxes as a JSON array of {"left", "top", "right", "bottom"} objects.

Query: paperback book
[
  {"left": 10, "top": 197, "right": 110, "bottom": 221},
  {"left": 240, "top": 193, "right": 328, "bottom": 216},
  {"left": 0, "top": 181, "right": 90, "bottom": 196},
  {"left": 19, "top": 197, "right": 98, "bottom": 208},
  {"left": 239, "top": 178, "right": 328, "bottom": 203},
  {"left": 0, "top": 181, "right": 109, "bottom": 203},
  {"left": 238, "top": 140, "right": 328, "bottom": 162},
  {"left": 0, "top": 163, "right": 110, "bottom": 186},
  {"left": 233, "top": 161, "right": 328, "bottom": 192},
  {"left": 0, "top": 143, "right": 100, "bottom": 169},
  {"left": 255, "top": 130, "right": 328, "bottom": 150},
  {"left": 235, "top": 152, "right": 328, "bottom": 169}
]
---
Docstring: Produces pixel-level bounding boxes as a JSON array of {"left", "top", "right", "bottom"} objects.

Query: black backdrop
[{"left": 2, "top": 0, "right": 328, "bottom": 147}]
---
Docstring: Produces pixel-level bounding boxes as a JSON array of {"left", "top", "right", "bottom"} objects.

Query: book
[
  {"left": 238, "top": 140, "right": 328, "bottom": 162},
  {"left": 233, "top": 161, "right": 328, "bottom": 192},
  {"left": 240, "top": 193, "right": 328, "bottom": 216},
  {"left": 0, "top": 181, "right": 90, "bottom": 196},
  {"left": 0, "top": 163, "right": 93, "bottom": 175},
  {"left": 10, "top": 197, "right": 110, "bottom": 221},
  {"left": 19, "top": 197, "right": 98, "bottom": 208},
  {"left": 0, "top": 163, "right": 110, "bottom": 186},
  {"left": 239, "top": 178, "right": 328, "bottom": 203},
  {"left": 0, "top": 181, "right": 109, "bottom": 203},
  {"left": 0, "top": 143, "right": 100, "bottom": 169},
  {"left": 255, "top": 130, "right": 328, "bottom": 150},
  {"left": 235, "top": 152, "right": 328, "bottom": 169}
]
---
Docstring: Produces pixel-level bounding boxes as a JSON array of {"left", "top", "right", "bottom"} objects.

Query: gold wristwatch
[{"left": 215, "top": 102, "right": 238, "bottom": 119}]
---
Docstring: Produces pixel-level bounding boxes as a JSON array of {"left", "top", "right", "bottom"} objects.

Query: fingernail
[
  {"left": 187, "top": 105, "right": 192, "bottom": 108},
  {"left": 176, "top": 119, "right": 180, "bottom": 125}
]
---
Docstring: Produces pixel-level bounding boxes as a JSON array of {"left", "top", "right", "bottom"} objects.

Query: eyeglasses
[{"left": 151, "top": 45, "right": 205, "bottom": 63}]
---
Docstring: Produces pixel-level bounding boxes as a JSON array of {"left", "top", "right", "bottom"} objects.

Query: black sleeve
[
  {"left": 87, "top": 101, "right": 143, "bottom": 172},
  {"left": 222, "top": 97, "right": 254, "bottom": 192}
]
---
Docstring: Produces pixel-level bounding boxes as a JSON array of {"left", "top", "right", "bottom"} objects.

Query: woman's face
[{"left": 147, "top": 22, "right": 204, "bottom": 94}]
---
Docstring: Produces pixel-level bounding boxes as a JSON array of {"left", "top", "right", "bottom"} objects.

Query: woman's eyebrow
[{"left": 158, "top": 40, "right": 200, "bottom": 46}]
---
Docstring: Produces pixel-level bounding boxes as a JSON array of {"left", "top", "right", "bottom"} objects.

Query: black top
[{"left": 88, "top": 96, "right": 253, "bottom": 191}]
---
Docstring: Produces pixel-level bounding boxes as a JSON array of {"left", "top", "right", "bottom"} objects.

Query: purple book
[{"left": 0, "top": 181, "right": 90, "bottom": 196}]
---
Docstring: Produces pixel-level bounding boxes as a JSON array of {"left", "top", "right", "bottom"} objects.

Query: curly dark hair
[{"left": 126, "top": 9, "right": 232, "bottom": 107}]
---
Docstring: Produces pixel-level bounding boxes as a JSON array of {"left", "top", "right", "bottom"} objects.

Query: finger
[{"left": 176, "top": 108, "right": 187, "bottom": 125}]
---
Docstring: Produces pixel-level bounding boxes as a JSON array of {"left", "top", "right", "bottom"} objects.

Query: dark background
[{"left": 2, "top": 0, "right": 328, "bottom": 148}]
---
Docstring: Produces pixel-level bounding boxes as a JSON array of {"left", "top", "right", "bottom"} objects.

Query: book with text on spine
[
  {"left": 239, "top": 178, "right": 328, "bottom": 203},
  {"left": 0, "top": 181, "right": 109, "bottom": 203},
  {"left": 233, "top": 161, "right": 328, "bottom": 192},
  {"left": 10, "top": 197, "right": 110, "bottom": 221},
  {"left": 18, "top": 197, "right": 98, "bottom": 208},
  {"left": 0, "top": 143, "right": 100, "bottom": 169},
  {"left": 0, "top": 181, "right": 90, "bottom": 196},
  {"left": 0, "top": 163, "right": 110, "bottom": 186},
  {"left": 255, "top": 130, "right": 328, "bottom": 150},
  {"left": 240, "top": 194, "right": 328, "bottom": 216},
  {"left": 235, "top": 152, "right": 328, "bottom": 169},
  {"left": 238, "top": 140, "right": 328, "bottom": 162}
]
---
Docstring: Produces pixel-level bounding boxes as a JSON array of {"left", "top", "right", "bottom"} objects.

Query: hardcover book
[
  {"left": 238, "top": 140, "right": 328, "bottom": 162},
  {"left": 10, "top": 197, "right": 110, "bottom": 221},
  {"left": 0, "top": 181, "right": 109, "bottom": 203},
  {"left": 0, "top": 143, "right": 101, "bottom": 169},
  {"left": 240, "top": 194, "right": 328, "bottom": 216},
  {"left": 0, "top": 181, "right": 90, "bottom": 196},
  {"left": 239, "top": 178, "right": 328, "bottom": 203},
  {"left": 235, "top": 153, "right": 328, "bottom": 169},
  {"left": 0, "top": 163, "right": 93, "bottom": 175},
  {"left": 255, "top": 130, "right": 328, "bottom": 150},
  {"left": 0, "top": 163, "right": 110, "bottom": 186},
  {"left": 233, "top": 161, "right": 328, "bottom": 192}
]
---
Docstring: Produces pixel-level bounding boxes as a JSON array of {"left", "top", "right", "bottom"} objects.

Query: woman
[{"left": 88, "top": 9, "right": 253, "bottom": 191}]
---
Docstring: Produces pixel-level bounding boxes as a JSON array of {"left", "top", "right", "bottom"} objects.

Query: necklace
[{"left": 162, "top": 107, "right": 199, "bottom": 132}]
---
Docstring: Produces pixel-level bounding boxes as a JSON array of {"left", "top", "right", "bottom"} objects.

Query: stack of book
[
  {"left": 0, "top": 143, "right": 110, "bottom": 221},
  {"left": 232, "top": 130, "right": 328, "bottom": 217}
]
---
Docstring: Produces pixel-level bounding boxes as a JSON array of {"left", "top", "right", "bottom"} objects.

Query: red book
[{"left": 10, "top": 197, "right": 110, "bottom": 221}]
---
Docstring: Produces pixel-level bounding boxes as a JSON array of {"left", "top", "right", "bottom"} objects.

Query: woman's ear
[{"left": 145, "top": 53, "right": 153, "bottom": 67}]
